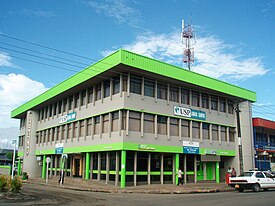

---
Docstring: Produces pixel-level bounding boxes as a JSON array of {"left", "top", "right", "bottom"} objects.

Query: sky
[{"left": 0, "top": 0, "right": 275, "bottom": 148}]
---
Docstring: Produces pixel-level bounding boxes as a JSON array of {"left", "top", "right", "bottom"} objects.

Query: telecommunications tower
[{"left": 181, "top": 18, "right": 196, "bottom": 70}]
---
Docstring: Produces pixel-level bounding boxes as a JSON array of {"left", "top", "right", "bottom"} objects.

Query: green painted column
[
  {"left": 17, "top": 159, "right": 21, "bottom": 176},
  {"left": 120, "top": 150, "right": 126, "bottom": 188},
  {"left": 215, "top": 162, "right": 220, "bottom": 183},
  {"left": 175, "top": 153, "right": 179, "bottom": 185},
  {"left": 42, "top": 155, "right": 46, "bottom": 179},
  {"left": 85, "top": 152, "right": 90, "bottom": 179}
]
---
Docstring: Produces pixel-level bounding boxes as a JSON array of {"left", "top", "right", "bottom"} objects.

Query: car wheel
[
  {"left": 237, "top": 188, "right": 244, "bottom": 192},
  {"left": 252, "top": 184, "right": 260, "bottom": 192}
]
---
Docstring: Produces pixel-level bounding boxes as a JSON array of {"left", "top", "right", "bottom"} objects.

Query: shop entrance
[{"left": 72, "top": 154, "right": 83, "bottom": 177}]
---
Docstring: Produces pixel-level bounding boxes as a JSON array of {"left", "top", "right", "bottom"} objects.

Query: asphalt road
[{"left": 1, "top": 183, "right": 275, "bottom": 206}]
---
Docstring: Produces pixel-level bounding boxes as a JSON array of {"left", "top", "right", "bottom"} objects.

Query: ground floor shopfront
[{"left": 26, "top": 143, "right": 235, "bottom": 188}]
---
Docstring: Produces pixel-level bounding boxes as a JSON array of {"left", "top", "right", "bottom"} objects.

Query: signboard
[
  {"left": 55, "top": 143, "right": 64, "bottom": 154},
  {"left": 25, "top": 111, "right": 32, "bottom": 156},
  {"left": 138, "top": 144, "right": 155, "bottom": 151},
  {"left": 59, "top": 112, "right": 76, "bottom": 124},
  {"left": 182, "top": 141, "right": 200, "bottom": 154},
  {"left": 174, "top": 106, "right": 206, "bottom": 120}
]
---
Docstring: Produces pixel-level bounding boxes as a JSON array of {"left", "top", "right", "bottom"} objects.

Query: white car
[{"left": 229, "top": 171, "right": 275, "bottom": 192}]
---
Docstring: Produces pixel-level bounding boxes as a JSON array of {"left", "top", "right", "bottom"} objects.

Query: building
[
  {"left": 253, "top": 118, "right": 275, "bottom": 171},
  {"left": 11, "top": 49, "right": 256, "bottom": 188}
]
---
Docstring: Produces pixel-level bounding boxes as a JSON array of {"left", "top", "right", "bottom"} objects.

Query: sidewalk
[{"left": 25, "top": 177, "right": 234, "bottom": 194}]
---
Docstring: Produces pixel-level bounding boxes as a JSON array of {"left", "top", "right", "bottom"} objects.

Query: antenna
[{"left": 181, "top": 16, "right": 196, "bottom": 70}]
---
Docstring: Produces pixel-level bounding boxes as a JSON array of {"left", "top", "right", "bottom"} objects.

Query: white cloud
[
  {"left": 102, "top": 31, "right": 268, "bottom": 82},
  {"left": 0, "top": 52, "right": 15, "bottom": 67},
  {"left": 0, "top": 73, "right": 48, "bottom": 128},
  {"left": 88, "top": 0, "right": 140, "bottom": 27}
]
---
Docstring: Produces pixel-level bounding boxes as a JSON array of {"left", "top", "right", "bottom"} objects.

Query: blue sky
[{"left": 0, "top": 0, "right": 275, "bottom": 148}]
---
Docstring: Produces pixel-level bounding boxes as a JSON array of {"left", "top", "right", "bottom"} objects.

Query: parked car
[{"left": 229, "top": 170, "right": 275, "bottom": 192}]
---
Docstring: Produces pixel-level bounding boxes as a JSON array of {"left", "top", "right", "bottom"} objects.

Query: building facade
[
  {"left": 12, "top": 49, "right": 256, "bottom": 188},
  {"left": 253, "top": 118, "right": 275, "bottom": 171}
]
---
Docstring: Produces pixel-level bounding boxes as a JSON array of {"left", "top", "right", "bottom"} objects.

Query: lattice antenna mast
[{"left": 181, "top": 18, "right": 196, "bottom": 70}]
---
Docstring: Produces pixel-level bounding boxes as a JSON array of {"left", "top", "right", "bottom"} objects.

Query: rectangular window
[
  {"left": 62, "top": 125, "right": 66, "bottom": 140},
  {"left": 52, "top": 128, "right": 55, "bottom": 142},
  {"left": 68, "top": 95, "right": 73, "bottom": 110},
  {"left": 170, "top": 86, "right": 179, "bottom": 102},
  {"left": 181, "top": 89, "right": 190, "bottom": 105},
  {"left": 74, "top": 93, "right": 79, "bottom": 108},
  {"left": 144, "top": 113, "right": 154, "bottom": 133},
  {"left": 229, "top": 128, "right": 235, "bottom": 142},
  {"left": 202, "top": 123, "right": 210, "bottom": 139},
  {"left": 80, "top": 120, "right": 85, "bottom": 137},
  {"left": 94, "top": 116, "right": 100, "bottom": 134},
  {"left": 181, "top": 119, "right": 190, "bottom": 137},
  {"left": 157, "top": 83, "right": 167, "bottom": 100},
  {"left": 104, "top": 80, "right": 110, "bottom": 98},
  {"left": 68, "top": 123, "right": 72, "bottom": 139},
  {"left": 80, "top": 90, "right": 86, "bottom": 106},
  {"left": 130, "top": 76, "right": 142, "bottom": 94},
  {"left": 192, "top": 121, "right": 200, "bottom": 139},
  {"left": 228, "top": 100, "right": 234, "bottom": 114},
  {"left": 129, "top": 111, "right": 141, "bottom": 132},
  {"left": 95, "top": 83, "right": 101, "bottom": 101},
  {"left": 63, "top": 99, "right": 67, "bottom": 112},
  {"left": 202, "top": 93, "right": 209, "bottom": 109},
  {"left": 49, "top": 105, "right": 52, "bottom": 117},
  {"left": 41, "top": 108, "right": 44, "bottom": 120},
  {"left": 45, "top": 106, "right": 48, "bottom": 119},
  {"left": 112, "top": 76, "right": 120, "bottom": 95},
  {"left": 157, "top": 116, "right": 167, "bottom": 135},
  {"left": 221, "top": 126, "right": 227, "bottom": 141},
  {"left": 53, "top": 103, "right": 57, "bottom": 116},
  {"left": 220, "top": 98, "right": 226, "bottom": 112},
  {"left": 121, "top": 110, "right": 127, "bottom": 130},
  {"left": 212, "top": 124, "right": 218, "bottom": 140},
  {"left": 122, "top": 74, "right": 128, "bottom": 92},
  {"left": 88, "top": 87, "right": 93, "bottom": 103},
  {"left": 211, "top": 95, "right": 218, "bottom": 111},
  {"left": 73, "top": 122, "right": 78, "bottom": 138},
  {"left": 102, "top": 114, "right": 109, "bottom": 133},
  {"left": 170, "top": 118, "right": 179, "bottom": 136},
  {"left": 87, "top": 118, "right": 92, "bottom": 136},
  {"left": 192, "top": 91, "right": 200, "bottom": 107},
  {"left": 144, "top": 78, "right": 155, "bottom": 97},
  {"left": 57, "top": 126, "right": 60, "bottom": 141},
  {"left": 58, "top": 101, "right": 63, "bottom": 114},
  {"left": 43, "top": 130, "right": 46, "bottom": 143},
  {"left": 111, "top": 111, "right": 119, "bottom": 131}
]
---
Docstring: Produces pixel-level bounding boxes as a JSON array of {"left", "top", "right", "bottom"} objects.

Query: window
[
  {"left": 49, "top": 105, "right": 52, "bottom": 117},
  {"left": 53, "top": 103, "right": 57, "bottom": 116},
  {"left": 95, "top": 83, "right": 101, "bottom": 101},
  {"left": 170, "top": 118, "right": 179, "bottom": 136},
  {"left": 68, "top": 95, "right": 73, "bottom": 110},
  {"left": 192, "top": 121, "right": 200, "bottom": 139},
  {"left": 144, "top": 113, "right": 154, "bottom": 133},
  {"left": 41, "top": 108, "right": 44, "bottom": 120},
  {"left": 228, "top": 100, "right": 234, "bottom": 114},
  {"left": 144, "top": 78, "right": 155, "bottom": 97},
  {"left": 202, "top": 123, "right": 210, "bottom": 139},
  {"left": 212, "top": 124, "right": 218, "bottom": 140},
  {"left": 181, "top": 119, "right": 190, "bottom": 137},
  {"left": 68, "top": 123, "right": 72, "bottom": 139},
  {"left": 62, "top": 125, "right": 66, "bottom": 140},
  {"left": 103, "top": 80, "right": 110, "bottom": 98},
  {"left": 211, "top": 95, "right": 218, "bottom": 111},
  {"left": 221, "top": 126, "right": 227, "bottom": 141},
  {"left": 63, "top": 99, "right": 67, "bottom": 112},
  {"left": 94, "top": 116, "right": 100, "bottom": 134},
  {"left": 129, "top": 111, "right": 141, "bottom": 132},
  {"left": 57, "top": 126, "right": 60, "bottom": 141},
  {"left": 202, "top": 93, "right": 209, "bottom": 109},
  {"left": 157, "top": 83, "right": 167, "bottom": 100},
  {"left": 157, "top": 116, "right": 167, "bottom": 135},
  {"left": 87, "top": 118, "right": 92, "bottom": 136},
  {"left": 192, "top": 91, "right": 200, "bottom": 107},
  {"left": 229, "top": 128, "right": 235, "bottom": 142},
  {"left": 121, "top": 110, "right": 127, "bottom": 130},
  {"left": 80, "top": 120, "right": 85, "bottom": 137},
  {"left": 111, "top": 111, "right": 119, "bottom": 132},
  {"left": 43, "top": 130, "right": 46, "bottom": 143},
  {"left": 170, "top": 86, "right": 179, "bottom": 102},
  {"left": 220, "top": 98, "right": 226, "bottom": 112},
  {"left": 102, "top": 114, "right": 109, "bottom": 133},
  {"left": 52, "top": 128, "right": 55, "bottom": 141},
  {"left": 130, "top": 76, "right": 142, "bottom": 94},
  {"left": 45, "top": 106, "right": 48, "bottom": 119},
  {"left": 88, "top": 87, "right": 93, "bottom": 103},
  {"left": 74, "top": 93, "right": 79, "bottom": 108},
  {"left": 181, "top": 89, "right": 190, "bottom": 105},
  {"left": 122, "top": 74, "right": 128, "bottom": 92},
  {"left": 113, "top": 76, "right": 120, "bottom": 95},
  {"left": 80, "top": 90, "right": 86, "bottom": 106},
  {"left": 73, "top": 122, "right": 78, "bottom": 138}
]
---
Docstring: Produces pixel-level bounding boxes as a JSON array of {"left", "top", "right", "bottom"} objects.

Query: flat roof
[
  {"left": 11, "top": 49, "right": 256, "bottom": 118},
  {"left": 253, "top": 118, "right": 275, "bottom": 130}
]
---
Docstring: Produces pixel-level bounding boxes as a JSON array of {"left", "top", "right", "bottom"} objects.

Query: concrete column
[
  {"left": 121, "top": 150, "right": 126, "bottom": 188},
  {"left": 203, "top": 162, "right": 207, "bottom": 180},
  {"left": 97, "top": 153, "right": 101, "bottom": 181},
  {"left": 54, "top": 155, "right": 58, "bottom": 176},
  {"left": 42, "top": 155, "right": 46, "bottom": 179},
  {"left": 90, "top": 153, "right": 93, "bottom": 180},
  {"left": 106, "top": 152, "right": 110, "bottom": 184},
  {"left": 175, "top": 153, "right": 179, "bottom": 185},
  {"left": 194, "top": 156, "right": 197, "bottom": 183},
  {"left": 216, "top": 162, "right": 220, "bottom": 183},
  {"left": 184, "top": 155, "right": 187, "bottom": 183},
  {"left": 115, "top": 151, "right": 119, "bottom": 187},
  {"left": 85, "top": 152, "right": 90, "bottom": 179},
  {"left": 147, "top": 153, "right": 151, "bottom": 185},
  {"left": 134, "top": 152, "right": 137, "bottom": 186},
  {"left": 160, "top": 153, "right": 164, "bottom": 184}
]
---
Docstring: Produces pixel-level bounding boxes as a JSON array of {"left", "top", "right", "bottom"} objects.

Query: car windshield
[{"left": 239, "top": 172, "right": 254, "bottom": 177}]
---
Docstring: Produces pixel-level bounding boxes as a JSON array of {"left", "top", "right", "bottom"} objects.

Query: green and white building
[{"left": 11, "top": 49, "right": 256, "bottom": 187}]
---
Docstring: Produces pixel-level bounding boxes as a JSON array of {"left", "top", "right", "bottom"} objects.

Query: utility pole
[{"left": 236, "top": 103, "right": 244, "bottom": 175}]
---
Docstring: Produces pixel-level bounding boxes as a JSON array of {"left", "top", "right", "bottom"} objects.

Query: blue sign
[
  {"left": 191, "top": 109, "right": 206, "bottom": 120},
  {"left": 55, "top": 147, "right": 64, "bottom": 154},
  {"left": 183, "top": 146, "right": 200, "bottom": 154}
]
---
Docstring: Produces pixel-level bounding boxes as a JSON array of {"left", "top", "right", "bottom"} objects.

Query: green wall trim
[
  {"left": 12, "top": 49, "right": 255, "bottom": 118},
  {"left": 0, "top": 165, "right": 11, "bottom": 169}
]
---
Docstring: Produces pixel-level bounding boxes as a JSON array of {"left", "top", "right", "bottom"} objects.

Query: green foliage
[
  {"left": 0, "top": 175, "right": 8, "bottom": 192},
  {"left": 9, "top": 176, "right": 22, "bottom": 193}
]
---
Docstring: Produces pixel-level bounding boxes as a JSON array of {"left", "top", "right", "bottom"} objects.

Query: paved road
[{"left": 1, "top": 183, "right": 275, "bottom": 206}]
